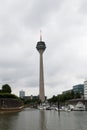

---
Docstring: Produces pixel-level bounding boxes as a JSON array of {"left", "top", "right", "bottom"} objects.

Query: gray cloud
[
  {"left": 0, "top": 0, "right": 86, "bottom": 97},
  {"left": 25, "top": 0, "right": 64, "bottom": 29}
]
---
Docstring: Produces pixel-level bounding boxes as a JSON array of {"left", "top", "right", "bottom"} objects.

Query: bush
[{"left": 0, "top": 93, "right": 19, "bottom": 99}]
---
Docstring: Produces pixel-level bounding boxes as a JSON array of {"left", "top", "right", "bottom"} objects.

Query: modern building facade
[
  {"left": 36, "top": 34, "right": 46, "bottom": 102},
  {"left": 19, "top": 90, "right": 25, "bottom": 98},
  {"left": 63, "top": 84, "right": 84, "bottom": 97},
  {"left": 84, "top": 81, "right": 87, "bottom": 99},
  {"left": 73, "top": 84, "right": 84, "bottom": 95}
]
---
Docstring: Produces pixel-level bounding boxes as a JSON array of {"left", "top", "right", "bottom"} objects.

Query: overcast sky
[{"left": 0, "top": 0, "right": 87, "bottom": 98}]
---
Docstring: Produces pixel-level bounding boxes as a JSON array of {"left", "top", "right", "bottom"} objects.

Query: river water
[{"left": 0, "top": 108, "right": 87, "bottom": 130}]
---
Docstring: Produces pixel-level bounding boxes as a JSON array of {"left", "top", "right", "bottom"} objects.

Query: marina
[
  {"left": 0, "top": 108, "right": 87, "bottom": 130},
  {"left": 37, "top": 101, "right": 86, "bottom": 111}
]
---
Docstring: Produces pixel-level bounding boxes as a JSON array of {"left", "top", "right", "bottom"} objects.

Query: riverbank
[
  {"left": 0, "top": 98, "right": 24, "bottom": 113},
  {"left": 0, "top": 106, "right": 24, "bottom": 113}
]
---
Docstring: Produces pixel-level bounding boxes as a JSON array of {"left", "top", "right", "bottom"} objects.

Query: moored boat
[{"left": 73, "top": 102, "right": 86, "bottom": 111}]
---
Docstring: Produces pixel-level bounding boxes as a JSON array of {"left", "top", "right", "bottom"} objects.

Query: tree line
[{"left": 48, "top": 90, "right": 81, "bottom": 104}]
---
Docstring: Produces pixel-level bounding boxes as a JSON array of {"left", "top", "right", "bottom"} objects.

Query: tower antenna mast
[{"left": 40, "top": 30, "right": 42, "bottom": 41}]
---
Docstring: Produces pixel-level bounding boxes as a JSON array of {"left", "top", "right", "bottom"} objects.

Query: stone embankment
[{"left": 0, "top": 98, "right": 24, "bottom": 113}]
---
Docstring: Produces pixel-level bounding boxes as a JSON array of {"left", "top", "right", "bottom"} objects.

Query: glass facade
[{"left": 73, "top": 84, "right": 84, "bottom": 95}]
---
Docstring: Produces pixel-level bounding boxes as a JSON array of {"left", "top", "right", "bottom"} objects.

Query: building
[
  {"left": 73, "top": 84, "right": 84, "bottom": 95},
  {"left": 19, "top": 90, "right": 25, "bottom": 98},
  {"left": 84, "top": 81, "right": 87, "bottom": 99},
  {"left": 36, "top": 33, "right": 46, "bottom": 102},
  {"left": 23, "top": 95, "right": 39, "bottom": 101},
  {"left": 63, "top": 84, "right": 84, "bottom": 96}
]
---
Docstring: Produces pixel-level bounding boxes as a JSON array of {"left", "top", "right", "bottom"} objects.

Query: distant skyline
[{"left": 0, "top": 0, "right": 87, "bottom": 98}]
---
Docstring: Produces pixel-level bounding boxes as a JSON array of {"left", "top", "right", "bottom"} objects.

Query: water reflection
[
  {"left": 0, "top": 110, "right": 87, "bottom": 130},
  {"left": 39, "top": 110, "right": 47, "bottom": 130},
  {"left": 0, "top": 112, "right": 19, "bottom": 130},
  {"left": 57, "top": 110, "right": 60, "bottom": 118}
]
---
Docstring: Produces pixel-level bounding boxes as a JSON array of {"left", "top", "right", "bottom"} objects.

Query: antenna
[{"left": 40, "top": 30, "right": 42, "bottom": 41}]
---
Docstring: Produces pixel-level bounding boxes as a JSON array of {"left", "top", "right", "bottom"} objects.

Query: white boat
[
  {"left": 38, "top": 105, "right": 46, "bottom": 110},
  {"left": 55, "top": 107, "right": 59, "bottom": 111},
  {"left": 68, "top": 104, "right": 74, "bottom": 111},
  {"left": 55, "top": 106, "right": 68, "bottom": 111},
  {"left": 74, "top": 102, "right": 86, "bottom": 111},
  {"left": 38, "top": 103, "right": 50, "bottom": 110}
]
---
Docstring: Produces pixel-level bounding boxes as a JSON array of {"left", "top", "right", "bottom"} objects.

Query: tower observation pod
[{"left": 36, "top": 33, "right": 46, "bottom": 102}]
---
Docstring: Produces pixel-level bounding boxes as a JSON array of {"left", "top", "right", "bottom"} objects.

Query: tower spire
[{"left": 40, "top": 30, "right": 42, "bottom": 41}]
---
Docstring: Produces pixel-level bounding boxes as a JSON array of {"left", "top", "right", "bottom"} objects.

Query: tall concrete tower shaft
[{"left": 36, "top": 38, "right": 46, "bottom": 102}]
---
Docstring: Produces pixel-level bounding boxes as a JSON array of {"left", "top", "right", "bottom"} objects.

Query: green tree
[
  {"left": 74, "top": 92, "right": 81, "bottom": 98},
  {"left": 71, "top": 90, "right": 74, "bottom": 99},
  {"left": 0, "top": 89, "right": 2, "bottom": 93},
  {"left": 2, "top": 84, "right": 12, "bottom": 93}
]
